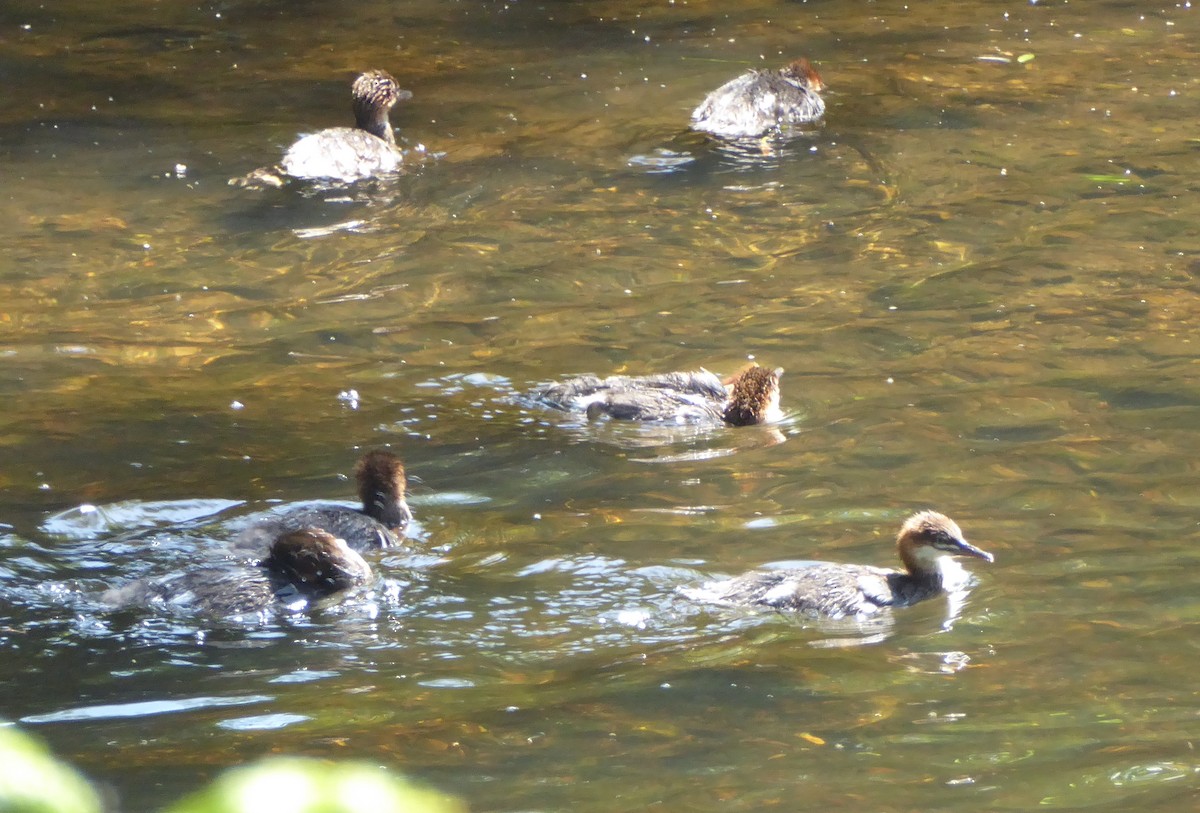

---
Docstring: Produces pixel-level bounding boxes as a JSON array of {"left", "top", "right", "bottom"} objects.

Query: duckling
[
  {"left": 532, "top": 364, "right": 783, "bottom": 427},
  {"left": 235, "top": 450, "right": 411, "bottom": 553},
  {"left": 233, "top": 69, "right": 412, "bottom": 186},
  {"left": 691, "top": 58, "right": 826, "bottom": 139},
  {"left": 721, "top": 365, "right": 784, "bottom": 426},
  {"left": 682, "top": 511, "right": 993, "bottom": 618},
  {"left": 102, "top": 528, "right": 372, "bottom": 618},
  {"left": 263, "top": 527, "right": 373, "bottom": 593}
]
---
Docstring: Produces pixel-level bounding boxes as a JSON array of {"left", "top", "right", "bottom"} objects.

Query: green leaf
[
  {"left": 166, "top": 758, "right": 466, "bottom": 813},
  {"left": 0, "top": 726, "right": 102, "bottom": 813}
]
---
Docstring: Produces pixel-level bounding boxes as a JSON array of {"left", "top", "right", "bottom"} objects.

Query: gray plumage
[
  {"left": 232, "top": 69, "right": 411, "bottom": 186},
  {"left": 685, "top": 564, "right": 943, "bottom": 619},
  {"left": 691, "top": 59, "right": 826, "bottom": 139},
  {"left": 535, "top": 371, "right": 726, "bottom": 423},
  {"left": 104, "top": 529, "right": 371, "bottom": 619},
  {"left": 234, "top": 450, "right": 411, "bottom": 554},
  {"left": 280, "top": 127, "right": 400, "bottom": 181},
  {"left": 683, "top": 511, "right": 993, "bottom": 619},
  {"left": 531, "top": 367, "right": 782, "bottom": 427}
]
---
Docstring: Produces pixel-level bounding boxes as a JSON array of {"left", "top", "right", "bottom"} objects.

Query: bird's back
[
  {"left": 534, "top": 370, "right": 727, "bottom": 423},
  {"left": 281, "top": 127, "right": 400, "bottom": 181},
  {"left": 235, "top": 505, "right": 397, "bottom": 554},
  {"left": 684, "top": 563, "right": 908, "bottom": 619}
]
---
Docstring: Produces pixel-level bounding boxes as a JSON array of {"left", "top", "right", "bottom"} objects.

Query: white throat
[{"left": 909, "top": 545, "right": 970, "bottom": 589}]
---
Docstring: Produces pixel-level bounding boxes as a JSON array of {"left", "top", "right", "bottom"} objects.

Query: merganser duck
[
  {"left": 263, "top": 527, "right": 373, "bottom": 593},
  {"left": 233, "top": 69, "right": 412, "bottom": 186},
  {"left": 102, "top": 527, "right": 372, "bottom": 617},
  {"left": 532, "top": 364, "right": 783, "bottom": 427},
  {"left": 235, "top": 450, "right": 412, "bottom": 552},
  {"left": 682, "top": 511, "right": 993, "bottom": 618},
  {"left": 691, "top": 58, "right": 825, "bottom": 139}
]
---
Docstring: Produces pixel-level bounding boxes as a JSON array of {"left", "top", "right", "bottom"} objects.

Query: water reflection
[{"left": 21, "top": 694, "right": 273, "bottom": 726}]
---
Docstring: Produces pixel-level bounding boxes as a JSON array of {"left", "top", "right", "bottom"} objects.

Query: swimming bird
[
  {"left": 102, "top": 527, "right": 372, "bottom": 618},
  {"left": 532, "top": 364, "right": 783, "bottom": 427},
  {"left": 691, "top": 58, "right": 826, "bottom": 139},
  {"left": 682, "top": 511, "right": 993, "bottom": 618},
  {"left": 264, "top": 527, "right": 373, "bottom": 593},
  {"left": 235, "top": 450, "right": 412, "bottom": 553},
  {"left": 233, "top": 69, "right": 412, "bottom": 186}
]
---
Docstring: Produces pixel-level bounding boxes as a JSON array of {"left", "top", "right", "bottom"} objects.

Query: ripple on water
[
  {"left": 21, "top": 694, "right": 272, "bottom": 725},
  {"left": 269, "top": 670, "right": 341, "bottom": 684},
  {"left": 217, "top": 713, "right": 313, "bottom": 731},
  {"left": 41, "top": 499, "right": 244, "bottom": 540},
  {"left": 1109, "top": 762, "right": 1199, "bottom": 786},
  {"left": 3, "top": 0, "right": 1200, "bottom": 810}
]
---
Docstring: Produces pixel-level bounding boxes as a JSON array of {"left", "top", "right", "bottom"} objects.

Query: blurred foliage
[
  {"left": 0, "top": 726, "right": 102, "bottom": 813},
  {"left": 0, "top": 725, "right": 465, "bottom": 813},
  {"left": 165, "top": 758, "right": 467, "bottom": 813}
]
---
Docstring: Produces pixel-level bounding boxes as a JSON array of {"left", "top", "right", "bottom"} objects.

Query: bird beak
[{"left": 956, "top": 538, "right": 994, "bottom": 563}]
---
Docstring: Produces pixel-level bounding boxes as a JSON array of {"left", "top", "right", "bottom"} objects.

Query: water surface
[{"left": 2, "top": 0, "right": 1200, "bottom": 810}]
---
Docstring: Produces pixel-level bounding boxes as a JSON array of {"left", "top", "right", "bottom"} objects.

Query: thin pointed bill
[{"left": 956, "top": 538, "right": 994, "bottom": 563}]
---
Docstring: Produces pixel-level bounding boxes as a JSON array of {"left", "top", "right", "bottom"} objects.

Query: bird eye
[{"left": 933, "top": 531, "right": 961, "bottom": 550}]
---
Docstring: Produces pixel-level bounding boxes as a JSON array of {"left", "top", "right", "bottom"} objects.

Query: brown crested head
[
  {"left": 782, "top": 58, "right": 824, "bottom": 92},
  {"left": 897, "top": 511, "right": 994, "bottom": 574},
  {"left": 265, "top": 527, "right": 371, "bottom": 591},
  {"left": 722, "top": 364, "right": 784, "bottom": 426},
  {"left": 355, "top": 449, "right": 412, "bottom": 530},
  {"left": 351, "top": 69, "right": 412, "bottom": 144},
  {"left": 352, "top": 70, "right": 409, "bottom": 111}
]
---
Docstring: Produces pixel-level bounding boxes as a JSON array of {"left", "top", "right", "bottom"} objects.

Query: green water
[{"left": 3, "top": 0, "right": 1200, "bottom": 810}]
